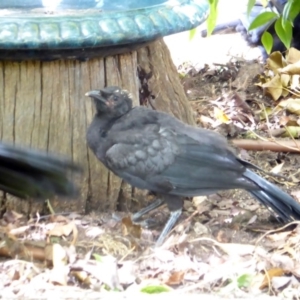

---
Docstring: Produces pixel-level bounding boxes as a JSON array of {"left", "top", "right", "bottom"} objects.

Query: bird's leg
[
  {"left": 132, "top": 198, "right": 165, "bottom": 221},
  {"left": 155, "top": 209, "right": 182, "bottom": 246},
  {"left": 155, "top": 196, "right": 183, "bottom": 247}
]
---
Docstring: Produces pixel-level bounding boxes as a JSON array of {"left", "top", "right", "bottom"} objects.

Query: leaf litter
[{"left": 3, "top": 49, "right": 300, "bottom": 300}]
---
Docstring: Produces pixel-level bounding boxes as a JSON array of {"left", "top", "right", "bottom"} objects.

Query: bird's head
[{"left": 85, "top": 86, "right": 133, "bottom": 118}]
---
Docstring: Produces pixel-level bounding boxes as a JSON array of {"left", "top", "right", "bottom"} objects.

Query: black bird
[
  {"left": 0, "top": 142, "right": 80, "bottom": 199},
  {"left": 86, "top": 86, "right": 300, "bottom": 246}
]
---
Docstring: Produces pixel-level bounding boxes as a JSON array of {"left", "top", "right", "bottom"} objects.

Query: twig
[
  {"left": 232, "top": 139, "right": 300, "bottom": 152},
  {"left": 255, "top": 221, "right": 300, "bottom": 246}
]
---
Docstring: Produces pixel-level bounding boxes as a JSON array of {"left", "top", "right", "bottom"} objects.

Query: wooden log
[{"left": 0, "top": 38, "right": 194, "bottom": 215}]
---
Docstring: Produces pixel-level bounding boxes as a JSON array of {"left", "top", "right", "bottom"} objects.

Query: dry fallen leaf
[
  {"left": 72, "top": 256, "right": 120, "bottom": 290},
  {"left": 267, "top": 51, "right": 287, "bottom": 74},
  {"left": 260, "top": 268, "right": 288, "bottom": 290},
  {"left": 49, "top": 243, "right": 68, "bottom": 285},
  {"left": 278, "top": 61, "right": 300, "bottom": 76},
  {"left": 282, "top": 126, "right": 300, "bottom": 138},
  {"left": 3, "top": 210, "right": 24, "bottom": 224},
  {"left": 270, "top": 162, "right": 284, "bottom": 174},
  {"left": 49, "top": 215, "right": 70, "bottom": 223},
  {"left": 279, "top": 115, "right": 299, "bottom": 126},
  {"left": 262, "top": 74, "right": 283, "bottom": 101},
  {"left": 192, "top": 196, "right": 207, "bottom": 206},
  {"left": 214, "top": 107, "right": 230, "bottom": 123},
  {"left": 122, "top": 216, "right": 141, "bottom": 239},
  {"left": 291, "top": 190, "right": 300, "bottom": 200},
  {"left": 47, "top": 222, "right": 78, "bottom": 245},
  {"left": 286, "top": 47, "right": 300, "bottom": 64},
  {"left": 271, "top": 253, "right": 295, "bottom": 271},
  {"left": 218, "top": 242, "right": 267, "bottom": 256},
  {"left": 165, "top": 271, "right": 185, "bottom": 285},
  {"left": 290, "top": 74, "right": 300, "bottom": 91},
  {"left": 282, "top": 99, "right": 300, "bottom": 115},
  {"left": 266, "top": 231, "right": 291, "bottom": 243},
  {"left": 271, "top": 276, "right": 292, "bottom": 290},
  {"left": 9, "top": 225, "right": 31, "bottom": 236}
]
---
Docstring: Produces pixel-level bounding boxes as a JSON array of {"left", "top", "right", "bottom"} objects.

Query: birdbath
[{"left": 0, "top": 0, "right": 208, "bottom": 214}]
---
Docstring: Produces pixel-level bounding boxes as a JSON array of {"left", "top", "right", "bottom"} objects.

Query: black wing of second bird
[
  {"left": 101, "top": 107, "right": 300, "bottom": 222},
  {"left": 0, "top": 142, "right": 81, "bottom": 199}
]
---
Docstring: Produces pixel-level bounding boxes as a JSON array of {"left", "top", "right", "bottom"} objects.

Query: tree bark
[{"left": 0, "top": 38, "right": 194, "bottom": 215}]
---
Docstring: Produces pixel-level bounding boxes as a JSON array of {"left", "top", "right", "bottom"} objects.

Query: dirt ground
[{"left": 1, "top": 28, "right": 300, "bottom": 299}]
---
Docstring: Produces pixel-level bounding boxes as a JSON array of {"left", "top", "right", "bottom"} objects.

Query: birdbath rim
[{"left": 0, "top": 0, "right": 208, "bottom": 60}]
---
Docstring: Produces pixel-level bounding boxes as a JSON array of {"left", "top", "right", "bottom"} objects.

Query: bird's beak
[{"left": 85, "top": 90, "right": 107, "bottom": 103}]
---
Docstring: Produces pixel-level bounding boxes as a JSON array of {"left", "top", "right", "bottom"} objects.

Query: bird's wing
[
  {"left": 105, "top": 124, "right": 179, "bottom": 176},
  {"left": 105, "top": 124, "right": 255, "bottom": 194},
  {"left": 0, "top": 142, "right": 80, "bottom": 199}
]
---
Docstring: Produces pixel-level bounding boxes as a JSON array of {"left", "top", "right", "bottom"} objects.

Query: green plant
[
  {"left": 249, "top": 0, "right": 300, "bottom": 54},
  {"left": 201, "top": 0, "right": 300, "bottom": 55}
]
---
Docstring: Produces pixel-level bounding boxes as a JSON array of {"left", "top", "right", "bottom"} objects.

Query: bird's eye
[{"left": 113, "top": 96, "right": 118, "bottom": 101}]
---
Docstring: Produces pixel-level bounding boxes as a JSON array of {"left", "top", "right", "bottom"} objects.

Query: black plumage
[
  {"left": 86, "top": 86, "right": 300, "bottom": 245},
  {"left": 0, "top": 142, "right": 80, "bottom": 199}
]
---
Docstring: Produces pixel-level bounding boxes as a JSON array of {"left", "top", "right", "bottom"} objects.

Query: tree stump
[{"left": 0, "top": 38, "right": 195, "bottom": 215}]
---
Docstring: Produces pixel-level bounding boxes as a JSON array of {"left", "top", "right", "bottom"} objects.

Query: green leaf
[
  {"left": 283, "top": 0, "right": 300, "bottom": 22},
  {"left": 248, "top": 11, "right": 278, "bottom": 31},
  {"left": 282, "top": 0, "right": 292, "bottom": 21},
  {"left": 93, "top": 253, "right": 102, "bottom": 262},
  {"left": 281, "top": 17, "right": 293, "bottom": 32},
  {"left": 247, "top": 0, "right": 256, "bottom": 16},
  {"left": 208, "top": 0, "right": 218, "bottom": 6},
  {"left": 237, "top": 274, "right": 253, "bottom": 288},
  {"left": 261, "top": 31, "right": 273, "bottom": 54},
  {"left": 275, "top": 16, "right": 292, "bottom": 49},
  {"left": 189, "top": 27, "right": 197, "bottom": 41},
  {"left": 141, "top": 286, "right": 170, "bottom": 294},
  {"left": 206, "top": 0, "right": 219, "bottom": 36}
]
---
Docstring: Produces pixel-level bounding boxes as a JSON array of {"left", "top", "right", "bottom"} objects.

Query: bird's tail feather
[
  {"left": 245, "top": 169, "right": 300, "bottom": 222},
  {"left": 0, "top": 143, "right": 81, "bottom": 199}
]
